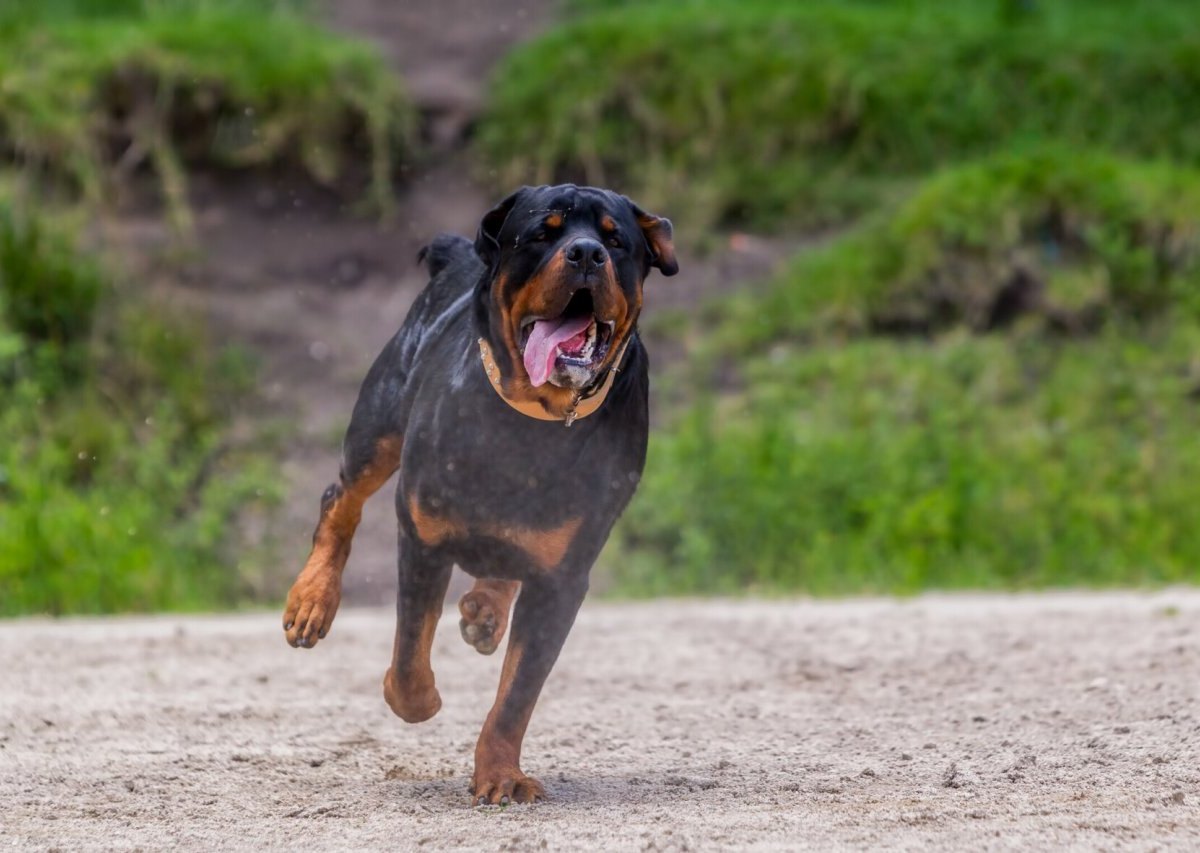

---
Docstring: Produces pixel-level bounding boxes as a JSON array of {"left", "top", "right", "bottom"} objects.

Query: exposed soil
[
  {"left": 4, "top": 592, "right": 1199, "bottom": 850},
  {"left": 103, "top": 0, "right": 793, "bottom": 607}
]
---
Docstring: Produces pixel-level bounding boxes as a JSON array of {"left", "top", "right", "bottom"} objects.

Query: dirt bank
[{"left": 4, "top": 592, "right": 1198, "bottom": 850}]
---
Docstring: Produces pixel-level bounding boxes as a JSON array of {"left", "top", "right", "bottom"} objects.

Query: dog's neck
[{"left": 475, "top": 335, "right": 631, "bottom": 426}]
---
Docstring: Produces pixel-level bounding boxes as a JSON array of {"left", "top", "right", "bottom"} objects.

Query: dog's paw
[
  {"left": 470, "top": 768, "right": 545, "bottom": 806},
  {"left": 382, "top": 669, "right": 442, "bottom": 723},
  {"left": 458, "top": 589, "right": 510, "bottom": 655},
  {"left": 282, "top": 567, "right": 342, "bottom": 649}
]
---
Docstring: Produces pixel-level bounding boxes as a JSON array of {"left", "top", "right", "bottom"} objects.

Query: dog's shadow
[{"left": 385, "top": 771, "right": 721, "bottom": 811}]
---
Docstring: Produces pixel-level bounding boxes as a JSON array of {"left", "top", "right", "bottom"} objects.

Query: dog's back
[
  {"left": 396, "top": 234, "right": 480, "bottom": 369},
  {"left": 418, "top": 232, "right": 476, "bottom": 280},
  {"left": 348, "top": 234, "right": 480, "bottom": 421}
]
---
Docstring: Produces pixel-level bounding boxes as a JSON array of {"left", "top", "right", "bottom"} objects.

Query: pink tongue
[{"left": 523, "top": 315, "right": 594, "bottom": 387}]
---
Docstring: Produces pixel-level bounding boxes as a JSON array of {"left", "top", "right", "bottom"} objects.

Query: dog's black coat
[
  {"left": 353, "top": 231, "right": 648, "bottom": 579},
  {"left": 283, "top": 184, "right": 676, "bottom": 804}
]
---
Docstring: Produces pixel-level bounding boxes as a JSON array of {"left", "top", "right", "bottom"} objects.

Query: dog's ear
[
  {"left": 474, "top": 188, "right": 526, "bottom": 269},
  {"left": 626, "top": 198, "right": 679, "bottom": 277}
]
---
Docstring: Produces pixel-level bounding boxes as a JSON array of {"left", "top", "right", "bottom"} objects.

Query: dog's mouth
[{"left": 518, "top": 290, "right": 615, "bottom": 389}]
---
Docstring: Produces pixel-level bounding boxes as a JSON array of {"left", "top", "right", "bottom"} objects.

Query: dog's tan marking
[
  {"left": 486, "top": 517, "right": 582, "bottom": 571},
  {"left": 407, "top": 497, "right": 578, "bottom": 570},
  {"left": 383, "top": 605, "right": 443, "bottom": 723},
  {"left": 636, "top": 211, "right": 678, "bottom": 274},
  {"left": 492, "top": 246, "right": 631, "bottom": 419},
  {"left": 283, "top": 436, "right": 402, "bottom": 648},
  {"left": 408, "top": 497, "right": 468, "bottom": 546},
  {"left": 471, "top": 640, "right": 545, "bottom": 804}
]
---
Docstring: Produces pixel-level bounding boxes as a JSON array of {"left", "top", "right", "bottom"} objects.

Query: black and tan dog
[{"left": 281, "top": 184, "right": 677, "bottom": 804}]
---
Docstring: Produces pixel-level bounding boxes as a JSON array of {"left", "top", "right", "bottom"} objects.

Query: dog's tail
[{"left": 417, "top": 233, "right": 474, "bottom": 279}]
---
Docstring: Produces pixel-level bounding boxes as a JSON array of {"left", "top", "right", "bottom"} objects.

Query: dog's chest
[
  {"left": 396, "top": 403, "right": 642, "bottom": 577},
  {"left": 402, "top": 408, "right": 639, "bottom": 523}
]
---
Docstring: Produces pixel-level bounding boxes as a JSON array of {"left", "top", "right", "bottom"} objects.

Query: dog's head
[{"left": 474, "top": 184, "right": 677, "bottom": 395}]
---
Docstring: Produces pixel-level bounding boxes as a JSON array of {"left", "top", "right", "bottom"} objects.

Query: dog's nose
[{"left": 565, "top": 238, "right": 608, "bottom": 273}]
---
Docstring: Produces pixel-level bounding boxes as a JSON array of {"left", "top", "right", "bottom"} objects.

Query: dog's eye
[
  {"left": 607, "top": 235, "right": 622, "bottom": 249},
  {"left": 530, "top": 229, "right": 548, "bottom": 242}
]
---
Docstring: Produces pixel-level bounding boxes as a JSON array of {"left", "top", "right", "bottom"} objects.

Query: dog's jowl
[{"left": 281, "top": 184, "right": 678, "bottom": 804}]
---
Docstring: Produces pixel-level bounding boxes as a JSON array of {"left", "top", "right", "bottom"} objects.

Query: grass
[
  {"left": 724, "top": 147, "right": 1200, "bottom": 348},
  {"left": 479, "top": 0, "right": 1200, "bottom": 229},
  {"left": 604, "top": 149, "right": 1200, "bottom": 595},
  {"left": 0, "top": 196, "right": 278, "bottom": 615},
  {"left": 612, "top": 327, "right": 1200, "bottom": 595},
  {"left": 0, "top": 0, "right": 413, "bottom": 224}
]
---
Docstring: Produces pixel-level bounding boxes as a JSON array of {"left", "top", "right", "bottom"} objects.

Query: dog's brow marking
[{"left": 516, "top": 209, "right": 571, "bottom": 248}]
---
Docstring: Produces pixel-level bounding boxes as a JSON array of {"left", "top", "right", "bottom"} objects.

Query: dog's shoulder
[
  {"left": 385, "top": 234, "right": 481, "bottom": 375},
  {"left": 403, "top": 234, "right": 481, "bottom": 331},
  {"left": 418, "top": 233, "right": 484, "bottom": 304},
  {"left": 416, "top": 232, "right": 479, "bottom": 325}
]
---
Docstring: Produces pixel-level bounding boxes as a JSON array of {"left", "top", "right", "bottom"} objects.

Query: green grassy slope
[
  {"left": 0, "top": 197, "right": 277, "bottom": 615},
  {"left": 480, "top": 1, "right": 1200, "bottom": 228},
  {"left": 609, "top": 150, "right": 1200, "bottom": 594},
  {"left": 0, "top": 0, "right": 413, "bottom": 220}
]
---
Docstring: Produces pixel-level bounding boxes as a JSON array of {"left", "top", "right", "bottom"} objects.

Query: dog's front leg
[
  {"left": 283, "top": 434, "right": 401, "bottom": 648},
  {"left": 470, "top": 573, "right": 588, "bottom": 805}
]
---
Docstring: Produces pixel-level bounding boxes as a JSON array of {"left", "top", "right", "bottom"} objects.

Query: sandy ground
[{"left": 3, "top": 592, "right": 1199, "bottom": 851}]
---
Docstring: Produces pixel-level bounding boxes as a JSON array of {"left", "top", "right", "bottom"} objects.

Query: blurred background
[{"left": 2, "top": 0, "right": 1199, "bottom": 616}]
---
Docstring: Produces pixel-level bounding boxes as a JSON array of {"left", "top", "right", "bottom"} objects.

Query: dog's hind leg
[
  {"left": 383, "top": 528, "right": 452, "bottom": 723},
  {"left": 458, "top": 579, "right": 520, "bottom": 655},
  {"left": 283, "top": 423, "right": 402, "bottom": 649}
]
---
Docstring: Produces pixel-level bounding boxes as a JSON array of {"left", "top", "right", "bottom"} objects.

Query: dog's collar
[{"left": 476, "top": 335, "right": 630, "bottom": 427}]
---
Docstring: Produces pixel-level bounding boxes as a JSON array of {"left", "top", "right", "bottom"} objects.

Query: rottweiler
[{"left": 281, "top": 184, "right": 677, "bottom": 805}]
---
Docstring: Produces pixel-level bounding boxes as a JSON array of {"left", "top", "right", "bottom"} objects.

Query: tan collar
[{"left": 477, "top": 335, "right": 630, "bottom": 427}]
